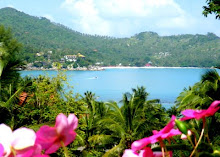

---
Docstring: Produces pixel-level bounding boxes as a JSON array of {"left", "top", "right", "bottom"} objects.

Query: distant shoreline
[
  {"left": 21, "top": 66, "right": 215, "bottom": 71},
  {"left": 102, "top": 66, "right": 213, "bottom": 69}
]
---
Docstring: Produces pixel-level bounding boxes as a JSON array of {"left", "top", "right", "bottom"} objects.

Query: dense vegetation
[
  {"left": 0, "top": 7, "right": 220, "bottom": 67},
  {"left": 203, "top": 0, "right": 220, "bottom": 19},
  {"left": 0, "top": 25, "right": 220, "bottom": 156},
  {"left": 1, "top": 1, "right": 220, "bottom": 156}
]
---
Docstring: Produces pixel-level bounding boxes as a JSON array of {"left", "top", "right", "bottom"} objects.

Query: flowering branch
[
  {"left": 123, "top": 100, "right": 220, "bottom": 157},
  {"left": 0, "top": 113, "right": 78, "bottom": 157},
  {"left": 189, "top": 118, "right": 206, "bottom": 157}
]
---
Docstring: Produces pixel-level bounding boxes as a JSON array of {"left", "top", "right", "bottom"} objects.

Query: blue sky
[{"left": 0, "top": 0, "right": 219, "bottom": 37}]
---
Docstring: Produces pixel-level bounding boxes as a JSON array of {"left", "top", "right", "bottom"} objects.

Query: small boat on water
[{"left": 88, "top": 76, "right": 98, "bottom": 79}]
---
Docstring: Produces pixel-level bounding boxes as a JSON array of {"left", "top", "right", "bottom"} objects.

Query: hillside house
[
  {"left": 64, "top": 55, "right": 77, "bottom": 62},
  {"left": 77, "top": 53, "right": 85, "bottom": 58},
  {"left": 145, "top": 61, "right": 152, "bottom": 67}
]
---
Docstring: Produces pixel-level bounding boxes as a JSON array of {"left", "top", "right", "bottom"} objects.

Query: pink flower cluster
[
  {"left": 181, "top": 100, "right": 220, "bottom": 120},
  {"left": 0, "top": 100, "right": 219, "bottom": 157},
  {"left": 0, "top": 113, "right": 78, "bottom": 157},
  {"left": 123, "top": 100, "right": 220, "bottom": 157}
]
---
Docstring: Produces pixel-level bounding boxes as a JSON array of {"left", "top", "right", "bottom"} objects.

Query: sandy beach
[{"left": 102, "top": 66, "right": 212, "bottom": 69}]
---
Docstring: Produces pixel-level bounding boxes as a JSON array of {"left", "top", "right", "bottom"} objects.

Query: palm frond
[
  {"left": 1, "top": 85, "right": 24, "bottom": 109},
  {"left": 88, "top": 134, "right": 114, "bottom": 146},
  {"left": 103, "top": 142, "right": 125, "bottom": 157},
  {"left": 133, "top": 119, "right": 150, "bottom": 137},
  {"left": 75, "top": 134, "right": 86, "bottom": 146},
  {"left": 146, "top": 99, "right": 160, "bottom": 104},
  {"left": 201, "top": 69, "right": 219, "bottom": 83},
  {"left": 105, "top": 101, "right": 124, "bottom": 123},
  {"left": 98, "top": 118, "right": 125, "bottom": 136}
]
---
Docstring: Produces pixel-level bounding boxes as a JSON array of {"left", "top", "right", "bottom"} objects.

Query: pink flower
[
  {"left": 152, "top": 151, "right": 172, "bottom": 157},
  {"left": 15, "top": 144, "right": 50, "bottom": 157},
  {"left": 132, "top": 116, "right": 181, "bottom": 152},
  {"left": 0, "top": 124, "right": 36, "bottom": 157},
  {"left": 36, "top": 113, "right": 78, "bottom": 154},
  {"left": 0, "top": 144, "right": 4, "bottom": 157},
  {"left": 123, "top": 147, "right": 153, "bottom": 157},
  {"left": 131, "top": 135, "right": 154, "bottom": 152},
  {"left": 181, "top": 100, "right": 220, "bottom": 120},
  {"left": 123, "top": 148, "right": 172, "bottom": 157},
  {"left": 123, "top": 149, "right": 139, "bottom": 157}
]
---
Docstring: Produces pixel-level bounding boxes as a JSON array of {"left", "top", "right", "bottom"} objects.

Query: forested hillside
[{"left": 0, "top": 7, "right": 220, "bottom": 67}]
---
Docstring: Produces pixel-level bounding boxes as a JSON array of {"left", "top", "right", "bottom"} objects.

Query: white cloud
[
  {"left": 157, "top": 15, "right": 194, "bottom": 29},
  {"left": 43, "top": 14, "right": 55, "bottom": 22},
  {"left": 7, "top": 4, "right": 15, "bottom": 8},
  {"left": 60, "top": 0, "right": 196, "bottom": 37}
]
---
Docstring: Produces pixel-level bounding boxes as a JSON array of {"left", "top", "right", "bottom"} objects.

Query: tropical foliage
[
  {"left": 175, "top": 70, "right": 220, "bottom": 148},
  {"left": 203, "top": 0, "right": 220, "bottom": 19},
  {"left": 176, "top": 70, "right": 220, "bottom": 110},
  {"left": 123, "top": 101, "right": 220, "bottom": 157},
  {"left": 0, "top": 25, "right": 22, "bottom": 101},
  {"left": 76, "top": 87, "right": 167, "bottom": 156}
]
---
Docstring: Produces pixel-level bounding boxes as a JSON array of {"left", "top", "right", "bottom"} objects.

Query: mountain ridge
[{"left": 0, "top": 7, "right": 219, "bottom": 67}]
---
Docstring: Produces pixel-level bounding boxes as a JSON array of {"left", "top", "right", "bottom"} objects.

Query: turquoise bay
[{"left": 20, "top": 68, "right": 218, "bottom": 109}]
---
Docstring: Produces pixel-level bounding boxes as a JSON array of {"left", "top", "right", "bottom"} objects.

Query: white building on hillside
[{"left": 64, "top": 55, "right": 77, "bottom": 62}]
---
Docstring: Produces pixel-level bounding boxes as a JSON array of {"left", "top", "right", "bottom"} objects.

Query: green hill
[{"left": 0, "top": 7, "right": 220, "bottom": 67}]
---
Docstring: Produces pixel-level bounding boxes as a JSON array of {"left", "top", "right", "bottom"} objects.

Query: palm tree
[
  {"left": 83, "top": 91, "right": 96, "bottom": 110},
  {"left": 176, "top": 69, "right": 220, "bottom": 110},
  {"left": 0, "top": 76, "right": 33, "bottom": 129},
  {"left": 132, "top": 86, "right": 148, "bottom": 103},
  {"left": 0, "top": 31, "right": 23, "bottom": 128},
  {"left": 166, "top": 106, "right": 179, "bottom": 117},
  {"left": 77, "top": 91, "right": 110, "bottom": 155},
  {"left": 0, "top": 25, "right": 22, "bottom": 101},
  {"left": 201, "top": 70, "right": 220, "bottom": 104},
  {"left": 93, "top": 86, "right": 167, "bottom": 156}
]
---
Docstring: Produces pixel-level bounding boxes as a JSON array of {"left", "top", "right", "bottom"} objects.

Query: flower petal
[
  {"left": 16, "top": 146, "right": 35, "bottom": 157},
  {"left": 33, "top": 155, "right": 50, "bottom": 157},
  {"left": 131, "top": 136, "right": 152, "bottom": 152},
  {"left": 159, "top": 115, "right": 176, "bottom": 134},
  {"left": 181, "top": 109, "right": 200, "bottom": 120},
  {"left": 152, "top": 130, "right": 159, "bottom": 135},
  {"left": 44, "top": 142, "right": 61, "bottom": 154},
  {"left": 11, "top": 127, "right": 36, "bottom": 150},
  {"left": 161, "top": 129, "right": 181, "bottom": 139},
  {"left": 55, "top": 113, "right": 68, "bottom": 134},
  {"left": 18, "top": 143, "right": 49, "bottom": 157},
  {"left": 63, "top": 131, "right": 77, "bottom": 146},
  {"left": 153, "top": 151, "right": 173, "bottom": 157},
  {"left": 0, "top": 124, "right": 13, "bottom": 156},
  {"left": 181, "top": 101, "right": 220, "bottom": 120},
  {"left": 139, "top": 147, "right": 153, "bottom": 157},
  {"left": 0, "top": 143, "right": 4, "bottom": 156},
  {"left": 122, "top": 149, "right": 139, "bottom": 157},
  {"left": 209, "top": 100, "right": 220, "bottom": 109},
  {"left": 36, "top": 126, "right": 57, "bottom": 151},
  {"left": 67, "top": 114, "right": 78, "bottom": 130},
  {"left": 206, "top": 100, "right": 220, "bottom": 116}
]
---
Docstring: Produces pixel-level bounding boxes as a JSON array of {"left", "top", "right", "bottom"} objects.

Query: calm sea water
[{"left": 20, "top": 68, "right": 218, "bottom": 109}]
